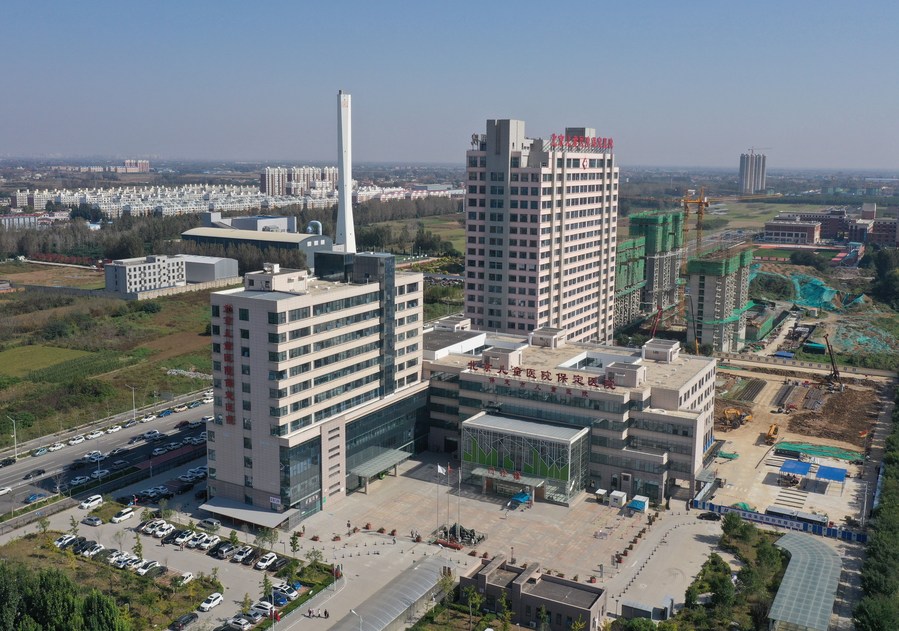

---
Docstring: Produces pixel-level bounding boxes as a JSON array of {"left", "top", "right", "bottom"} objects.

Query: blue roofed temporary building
[
  {"left": 627, "top": 495, "right": 649, "bottom": 512},
  {"left": 815, "top": 465, "right": 848, "bottom": 494},
  {"left": 780, "top": 460, "right": 811, "bottom": 476}
]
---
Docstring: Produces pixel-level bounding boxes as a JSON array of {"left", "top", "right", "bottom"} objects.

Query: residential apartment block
[
  {"left": 686, "top": 248, "right": 754, "bottom": 353},
  {"left": 463, "top": 119, "right": 619, "bottom": 344},
  {"left": 205, "top": 254, "right": 428, "bottom": 527},
  {"left": 105, "top": 254, "right": 238, "bottom": 296}
]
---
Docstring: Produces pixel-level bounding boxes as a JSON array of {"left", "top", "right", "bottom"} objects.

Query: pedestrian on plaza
[
  {"left": 393, "top": 536, "right": 396, "bottom": 544},
  {"left": 325, "top": 610, "right": 329, "bottom": 619},
  {"left": 180, "top": 542, "right": 185, "bottom": 551}
]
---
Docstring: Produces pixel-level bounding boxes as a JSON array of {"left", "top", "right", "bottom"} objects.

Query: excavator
[{"left": 723, "top": 408, "right": 752, "bottom": 429}]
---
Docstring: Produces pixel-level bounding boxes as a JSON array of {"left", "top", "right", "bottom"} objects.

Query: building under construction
[
  {"left": 686, "top": 247, "right": 754, "bottom": 353},
  {"left": 614, "top": 236, "right": 646, "bottom": 329},
  {"left": 629, "top": 211, "right": 684, "bottom": 318}
]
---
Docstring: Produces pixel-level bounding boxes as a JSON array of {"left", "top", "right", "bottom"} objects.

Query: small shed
[
  {"left": 595, "top": 489, "right": 609, "bottom": 505},
  {"left": 609, "top": 490, "right": 628, "bottom": 508}
]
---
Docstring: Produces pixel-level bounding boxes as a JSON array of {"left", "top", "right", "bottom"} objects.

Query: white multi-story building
[
  {"left": 104, "top": 255, "right": 187, "bottom": 294},
  {"left": 464, "top": 120, "right": 619, "bottom": 344},
  {"left": 204, "top": 254, "right": 428, "bottom": 527}
]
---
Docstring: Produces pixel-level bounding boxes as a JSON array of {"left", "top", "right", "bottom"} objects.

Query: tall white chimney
[{"left": 336, "top": 90, "right": 356, "bottom": 253}]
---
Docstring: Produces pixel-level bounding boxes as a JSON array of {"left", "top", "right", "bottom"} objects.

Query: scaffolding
[
  {"left": 629, "top": 211, "right": 684, "bottom": 318},
  {"left": 686, "top": 247, "right": 754, "bottom": 352},
  {"left": 614, "top": 237, "right": 647, "bottom": 330}
]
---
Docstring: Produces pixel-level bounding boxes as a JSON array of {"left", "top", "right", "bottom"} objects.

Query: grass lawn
[
  {"left": 373, "top": 214, "right": 466, "bottom": 254},
  {"left": 754, "top": 247, "right": 842, "bottom": 260},
  {"left": 717, "top": 202, "right": 826, "bottom": 229},
  {"left": 0, "top": 345, "right": 92, "bottom": 378}
]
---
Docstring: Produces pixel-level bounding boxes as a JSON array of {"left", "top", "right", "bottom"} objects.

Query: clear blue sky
[{"left": 3, "top": 0, "right": 897, "bottom": 169}]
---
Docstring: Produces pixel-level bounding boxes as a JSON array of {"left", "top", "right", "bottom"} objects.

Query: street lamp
[
  {"left": 126, "top": 385, "right": 137, "bottom": 425},
  {"left": 6, "top": 416, "right": 17, "bottom": 461},
  {"left": 351, "top": 608, "right": 362, "bottom": 631}
]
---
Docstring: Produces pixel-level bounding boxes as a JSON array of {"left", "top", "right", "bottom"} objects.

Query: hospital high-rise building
[{"left": 463, "top": 120, "right": 619, "bottom": 344}]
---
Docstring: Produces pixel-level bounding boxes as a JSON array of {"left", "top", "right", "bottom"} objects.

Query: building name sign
[
  {"left": 466, "top": 361, "right": 616, "bottom": 395},
  {"left": 550, "top": 134, "right": 614, "bottom": 151}
]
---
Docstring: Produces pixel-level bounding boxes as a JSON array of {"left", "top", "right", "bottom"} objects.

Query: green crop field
[
  {"left": 714, "top": 202, "right": 826, "bottom": 228},
  {"left": 0, "top": 345, "right": 92, "bottom": 378},
  {"left": 372, "top": 214, "right": 466, "bottom": 253},
  {"left": 754, "top": 247, "right": 841, "bottom": 259}
]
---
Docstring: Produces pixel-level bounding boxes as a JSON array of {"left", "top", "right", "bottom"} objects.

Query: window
[
  {"left": 244, "top": 475, "right": 253, "bottom": 488},
  {"left": 242, "top": 417, "right": 252, "bottom": 430},
  {"left": 242, "top": 400, "right": 251, "bottom": 411},
  {"left": 206, "top": 430, "right": 215, "bottom": 442},
  {"left": 240, "top": 329, "right": 249, "bottom": 340},
  {"left": 211, "top": 305, "right": 220, "bottom": 317},
  {"left": 207, "top": 449, "right": 216, "bottom": 461},
  {"left": 238, "top": 308, "right": 249, "bottom": 321},
  {"left": 243, "top": 437, "right": 252, "bottom": 450},
  {"left": 241, "top": 347, "right": 250, "bottom": 358},
  {"left": 241, "top": 364, "right": 251, "bottom": 376},
  {"left": 241, "top": 382, "right": 251, "bottom": 394},
  {"left": 244, "top": 457, "right": 253, "bottom": 469},
  {"left": 268, "top": 311, "right": 286, "bottom": 325},
  {"left": 211, "top": 325, "right": 220, "bottom": 336}
]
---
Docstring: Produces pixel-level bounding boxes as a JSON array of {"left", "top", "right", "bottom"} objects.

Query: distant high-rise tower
[
  {"left": 336, "top": 90, "right": 356, "bottom": 253},
  {"left": 464, "top": 119, "right": 619, "bottom": 343},
  {"left": 739, "top": 152, "right": 767, "bottom": 195},
  {"left": 261, "top": 167, "right": 287, "bottom": 196}
]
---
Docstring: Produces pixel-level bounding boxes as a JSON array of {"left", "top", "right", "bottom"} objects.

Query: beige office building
[{"left": 205, "top": 254, "right": 428, "bottom": 527}]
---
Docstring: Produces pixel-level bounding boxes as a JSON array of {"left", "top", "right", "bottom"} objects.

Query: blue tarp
[
  {"left": 627, "top": 498, "right": 647, "bottom": 511},
  {"left": 816, "top": 465, "right": 847, "bottom": 483},
  {"left": 780, "top": 460, "right": 812, "bottom": 476},
  {"left": 511, "top": 491, "right": 531, "bottom": 504}
]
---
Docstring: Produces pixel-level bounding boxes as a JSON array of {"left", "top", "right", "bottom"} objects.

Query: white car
[
  {"left": 114, "top": 554, "right": 136, "bottom": 569},
  {"left": 90, "top": 469, "right": 110, "bottom": 480},
  {"left": 111, "top": 507, "right": 134, "bottom": 523},
  {"left": 136, "top": 560, "right": 159, "bottom": 576},
  {"left": 53, "top": 534, "right": 76, "bottom": 548},
  {"left": 85, "top": 430, "right": 104, "bottom": 440},
  {"left": 199, "top": 592, "right": 223, "bottom": 612},
  {"left": 141, "top": 414, "right": 157, "bottom": 423},
  {"left": 273, "top": 583, "right": 299, "bottom": 600},
  {"left": 174, "top": 531, "right": 193, "bottom": 545},
  {"left": 0, "top": 487, "right": 11, "bottom": 496},
  {"left": 255, "top": 552, "right": 277, "bottom": 570},
  {"left": 177, "top": 571, "right": 194, "bottom": 586},
  {"left": 69, "top": 475, "right": 90, "bottom": 486},
  {"left": 79, "top": 494, "right": 103, "bottom": 510},
  {"left": 201, "top": 415, "right": 214, "bottom": 422},
  {"left": 173, "top": 405, "right": 188, "bottom": 413},
  {"left": 68, "top": 435, "right": 85, "bottom": 446},
  {"left": 48, "top": 442, "right": 64, "bottom": 452},
  {"left": 154, "top": 524, "right": 175, "bottom": 539},
  {"left": 178, "top": 473, "right": 197, "bottom": 483},
  {"left": 106, "top": 425, "right": 122, "bottom": 433},
  {"left": 187, "top": 532, "right": 208, "bottom": 549},
  {"left": 142, "top": 519, "right": 166, "bottom": 535},
  {"left": 199, "top": 535, "right": 220, "bottom": 550},
  {"left": 249, "top": 601, "right": 275, "bottom": 617},
  {"left": 83, "top": 543, "right": 105, "bottom": 558},
  {"left": 151, "top": 448, "right": 168, "bottom": 457},
  {"left": 202, "top": 397, "right": 213, "bottom": 405}
]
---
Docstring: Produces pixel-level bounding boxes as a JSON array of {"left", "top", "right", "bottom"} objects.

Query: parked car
[
  {"left": 268, "top": 592, "right": 288, "bottom": 607},
  {"left": 169, "top": 612, "right": 198, "bottom": 631},
  {"left": 165, "top": 442, "right": 182, "bottom": 452},
  {"left": 198, "top": 592, "right": 223, "bottom": 612},
  {"left": 241, "top": 548, "right": 262, "bottom": 566},
  {"left": 109, "top": 447, "right": 126, "bottom": 456},
  {"left": 272, "top": 582, "right": 299, "bottom": 600},
  {"left": 227, "top": 617, "right": 252, "bottom": 631},
  {"left": 698, "top": 511, "right": 722, "bottom": 521},
  {"left": 83, "top": 543, "right": 105, "bottom": 557},
  {"left": 202, "top": 397, "right": 214, "bottom": 405},
  {"left": 136, "top": 560, "right": 159, "bottom": 576},
  {"left": 270, "top": 556, "right": 290, "bottom": 572},
  {"left": 174, "top": 420, "right": 191, "bottom": 430},
  {"left": 24, "top": 468, "right": 46, "bottom": 480},
  {"left": 162, "top": 529, "right": 183, "bottom": 545},
  {"left": 197, "top": 518, "right": 221, "bottom": 531},
  {"left": 199, "top": 535, "right": 220, "bottom": 551},
  {"left": 111, "top": 507, "right": 134, "bottom": 523},
  {"left": 64, "top": 536, "right": 86, "bottom": 551},
  {"left": 177, "top": 571, "right": 194, "bottom": 586},
  {"left": 231, "top": 546, "right": 253, "bottom": 563},
  {"left": 255, "top": 552, "right": 278, "bottom": 570},
  {"left": 85, "top": 430, "right": 104, "bottom": 440},
  {"left": 215, "top": 543, "right": 236, "bottom": 560},
  {"left": 106, "top": 425, "right": 122, "bottom": 433},
  {"left": 174, "top": 530, "right": 193, "bottom": 545},
  {"left": 173, "top": 405, "right": 188, "bottom": 413},
  {"left": 187, "top": 532, "right": 208, "bottom": 549},
  {"left": 54, "top": 534, "right": 76, "bottom": 548},
  {"left": 91, "top": 469, "right": 111, "bottom": 480},
  {"left": 249, "top": 601, "right": 275, "bottom": 618},
  {"left": 142, "top": 519, "right": 166, "bottom": 535},
  {"left": 141, "top": 414, "right": 157, "bottom": 423},
  {"left": 68, "top": 435, "right": 85, "bottom": 446},
  {"left": 25, "top": 493, "right": 48, "bottom": 504},
  {"left": 82, "top": 516, "right": 103, "bottom": 527},
  {"left": 48, "top": 442, "right": 65, "bottom": 452},
  {"left": 73, "top": 539, "right": 96, "bottom": 554},
  {"left": 201, "top": 415, "right": 214, "bottom": 422},
  {"left": 80, "top": 495, "right": 104, "bottom": 510},
  {"left": 159, "top": 409, "right": 174, "bottom": 417},
  {"left": 155, "top": 524, "right": 176, "bottom": 539}
]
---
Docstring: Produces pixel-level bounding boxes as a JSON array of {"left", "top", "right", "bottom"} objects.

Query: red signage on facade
[{"left": 549, "top": 134, "right": 613, "bottom": 151}]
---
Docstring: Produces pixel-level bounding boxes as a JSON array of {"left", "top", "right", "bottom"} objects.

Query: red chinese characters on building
[{"left": 549, "top": 134, "right": 614, "bottom": 151}]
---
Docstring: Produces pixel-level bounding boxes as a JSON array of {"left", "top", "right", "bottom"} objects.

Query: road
[{"left": 0, "top": 395, "right": 213, "bottom": 514}]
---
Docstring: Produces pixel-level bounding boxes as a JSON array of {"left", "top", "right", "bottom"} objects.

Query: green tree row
[
  {"left": 854, "top": 389, "right": 899, "bottom": 629},
  {"left": 0, "top": 561, "right": 130, "bottom": 630}
]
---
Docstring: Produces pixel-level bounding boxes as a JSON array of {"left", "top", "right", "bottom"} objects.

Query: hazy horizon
[{"left": 2, "top": 1, "right": 897, "bottom": 171}]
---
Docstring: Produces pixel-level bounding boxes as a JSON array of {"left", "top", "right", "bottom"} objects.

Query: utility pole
[
  {"left": 126, "top": 385, "right": 137, "bottom": 424},
  {"left": 6, "top": 416, "right": 17, "bottom": 461}
]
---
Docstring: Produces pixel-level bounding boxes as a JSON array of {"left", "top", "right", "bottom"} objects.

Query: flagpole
[
  {"left": 446, "top": 463, "right": 450, "bottom": 532},
  {"left": 457, "top": 465, "right": 462, "bottom": 540}
]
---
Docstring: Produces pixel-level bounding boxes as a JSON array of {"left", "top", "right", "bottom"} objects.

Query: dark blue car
[
  {"left": 25, "top": 493, "right": 47, "bottom": 504},
  {"left": 159, "top": 409, "right": 174, "bottom": 417}
]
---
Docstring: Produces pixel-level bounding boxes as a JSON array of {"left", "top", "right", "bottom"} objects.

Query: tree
[
  {"left": 721, "top": 511, "right": 744, "bottom": 539},
  {"left": 255, "top": 527, "right": 278, "bottom": 551},
  {"left": 305, "top": 547, "right": 323, "bottom": 568},
  {"left": 187, "top": 519, "right": 196, "bottom": 533},
  {"left": 242, "top": 593, "right": 252, "bottom": 613},
  {"left": 261, "top": 574, "right": 273, "bottom": 603},
  {"left": 497, "top": 591, "right": 512, "bottom": 631},
  {"left": 625, "top": 619, "right": 656, "bottom": 631},
  {"left": 856, "top": 593, "right": 899, "bottom": 631},
  {"left": 437, "top": 571, "right": 455, "bottom": 604},
  {"left": 289, "top": 531, "right": 300, "bottom": 556},
  {"left": 537, "top": 605, "right": 549, "bottom": 631},
  {"left": 81, "top": 590, "right": 126, "bottom": 631},
  {"left": 571, "top": 615, "right": 586, "bottom": 631},
  {"left": 132, "top": 532, "right": 143, "bottom": 561},
  {"left": 229, "top": 530, "right": 240, "bottom": 547},
  {"left": 68, "top": 515, "right": 79, "bottom": 537},
  {"left": 158, "top": 498, "right": 172, "bottom": 520},
  {"left": 113, "top": 530, "right": 125, "bottom": 553},
  {"left": 38, "top": 516, "right": 50, "bottom": 542},
  {"left": 462, "top": 585, "right": 483, "bottom": 631}
]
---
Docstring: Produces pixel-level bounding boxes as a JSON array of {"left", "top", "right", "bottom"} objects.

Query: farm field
[
  {"left": 754, "top": 246, "right": 841, "bottom": 260},
  {"left": 372, "top": 214, "right": 466, "bottom": 254},
  {"left": 0, "top": 345, "right": 92, "bottom": 378},
  {"left": 710, "top": 202, "right": 826, "bottom": 229}
]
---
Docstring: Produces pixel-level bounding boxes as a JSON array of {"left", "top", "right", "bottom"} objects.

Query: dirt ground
[
  {"left": 788, "top": 387, "right": 879, "bottom": 447},
  {"left": 0, "top": 263, "right": 105, "bottom": 288},
  {"left": 138, "top": 330, "right": 211, "bottom": 362}
]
